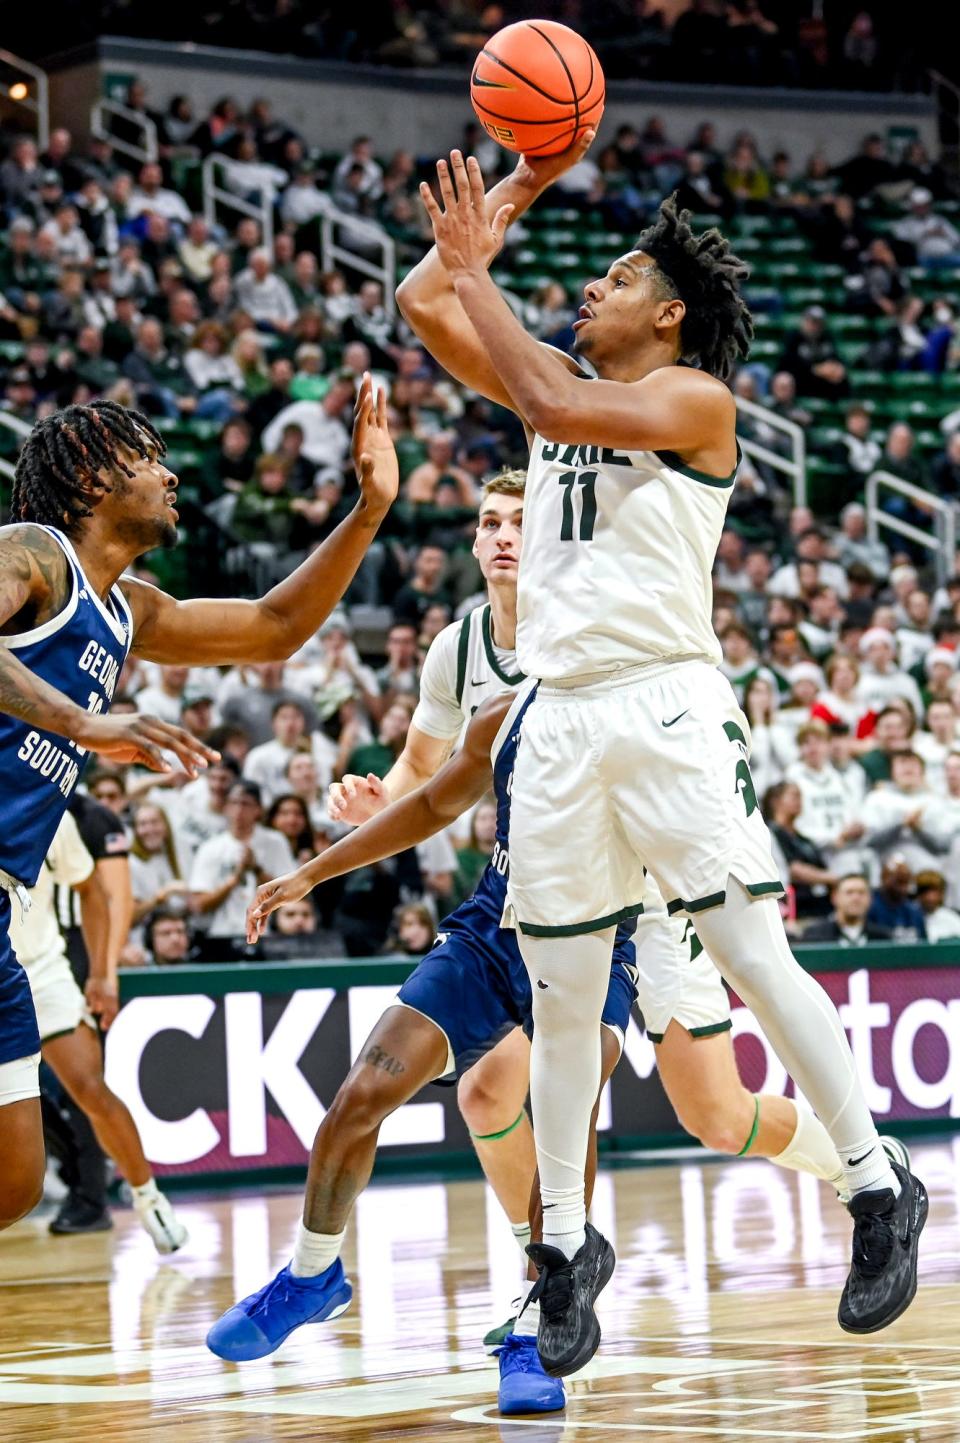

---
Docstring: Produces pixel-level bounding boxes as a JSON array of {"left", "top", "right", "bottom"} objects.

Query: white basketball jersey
[
  {"left": 516, "top": 436, "right": 739, "bottom": 682},
  {"left": 412, "top": 602, "right": 526, "bottom": 744}
]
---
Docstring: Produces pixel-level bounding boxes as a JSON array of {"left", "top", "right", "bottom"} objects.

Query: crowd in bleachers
[
  {"left": 3, "top": 81, "right": 960, "bottom": 959},
  {"left": 13, "top": 2, "right": 930, "bottom": 93}
]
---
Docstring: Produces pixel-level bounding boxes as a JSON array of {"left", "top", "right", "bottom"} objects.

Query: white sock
[
  {"left": 291, "top": 1221, "right": 345, "bottom": 1278},
  {"left": 517, "top": 927, "right": 613, "bottom": 1263},
  {"left": 770, "top": 1101, "right": 846, "bottom": 1195},
  {"left": 510, "top": 1220, "right": 532, "bottom": 1259},
  {"left": 514, "top": 1279, "right": 540, "bottom": 1339},
  {"left": 840, "top": 1140, "right": 900, "bottom": 1199},
  {"left": 541, "top": 1184, "right": 586, "bottom": 1260},
  {"left": 131, "top": 1178, "right": 159, "bottom": 1207}
]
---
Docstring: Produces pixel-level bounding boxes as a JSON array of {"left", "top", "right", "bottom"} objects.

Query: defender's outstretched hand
[
  {"left": 420, "top": 152, "right": 515, "bottom": 281},
  {"left": 246, "top": 868, "right": 315, "bottom": 943},
  {"left": 353, "top": 372, "right": 399, "bottom": 513}
]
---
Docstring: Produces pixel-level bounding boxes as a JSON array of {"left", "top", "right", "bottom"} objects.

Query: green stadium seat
[
  {"left": 0, "top": 341, "right": 25, "bottom": 362},
  {"left": 887, "top": 372, "right": 940, "bottom": 391}
]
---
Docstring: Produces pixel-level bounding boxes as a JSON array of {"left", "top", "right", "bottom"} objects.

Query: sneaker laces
[
  {"left": 527, "top": 1260, "right": 574, "bottom": 1323},
  {"left": 852, "top": 1207, "right": 896, "bottom": 1280},
  {"left": 495, "top": 1335, "right": 541, "bottom": 1372}
]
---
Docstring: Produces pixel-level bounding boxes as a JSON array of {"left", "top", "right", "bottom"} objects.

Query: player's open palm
[
  {"left": 518, "top": 125, "right": 598, "bottom": 191},
  {"left": 352, "top": 373, "right": 398, "bottom": 513},
  {"left": 77, "top": 712, "right": 219, "bottom": 779},
  {"left": 421, "top": 151, "right": 515, "bottom": 279},
  {"left": 327, "top": 772, "right": 389, "bottom": 825},
  {"left": 247, "top": 870, "right": 312, "bottom": 943}
]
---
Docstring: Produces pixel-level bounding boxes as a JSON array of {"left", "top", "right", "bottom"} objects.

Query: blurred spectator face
[
  {"left": 251, "top": 248, "right": 272, "bottom": 280},
  {"left": 324, "top": 378, "right": 355, "bottom": 414},
  {"left": 799, "top": 727, "right": 829, "bottom": 768},
  {"left": 380, "top": 703, "right": 411, "bottom": 747},
  {"left": 880, "top": 858, "right": 912, "bottom": 899},
  {"left": 274, "top": 234, "right": 294, "bottom": 267},
  {"left": 286, "top": 753, "right": 318, "bottom": 794},
  {"left": 268, "top": 359, "right": 294, "bottom": 391},
  {"left": 721, "top": 627, "right": 752, "bottom": 665},
  {"left": 904, "top": 589, "right": 930, "bottom": 627},
  {"left": 744, "top": 550, "right": 771, "bottom": 588},
  {"left": 170, "top": 289, "right": 199, "bottom": 326},
  {"left": 202, "top": 761, "right": 235, "bottom": 804},
  {"left": 797, "top": 559, "right": 820, "bottom": 596},
  {"left": 236, "top": 217, "right": 261, "bottom": 250},
  {"left": 275, "top": 900, "right": 317, "bottom": 936},
  {"left": 420, "top": 604, "right": 452, "bottom": 646},
  {"left": 414, "top": 545, "right": 446, "bottom": 587},
  {"left": 810, "top": 587, "right": 840, "bottom": 625},
  {"left": 472, "top": 801, "right": 497, "bottom": 850},
  {"left": 834, "top": 875, "right": 871, "bottom": 925},
  {"left": 273, "top": 703, "right": 306, "bottom": 747},
  {"left": 716, "top": 529, "right": 744, "bottom": 565},
  {"left": 795, "top": 530, "right": 825, "bottom": 562},
  {"left": 891, "top": 753, "right": 925, "bottom": 792},
  {"left": 187, "top": 217, "right": 208, "bottom": 245},
  {"left": 779, "top": 782, "right": 803, "bottom": 824},
  {"left": 874, "top": 710, "right": 909, "bottom": 751},
  {"left": 359, "top": 280, "right": 382, "bottom": 313},
  {"left": 397, "top": 905, "right": 435, "bottom": 954},
  {"left": 789, "top": 506, "right": 814, "bottom": 537},
  {"left": 12, "top": 137, "right": 37, "bottom": 168},
  {"left": 770, "top": 372, "right": 796, "bottom": 405},
  {"left": 769, "top": 626, "right": 800, "bottom": 664},
  {"left": 474, "top": 493, "right": 522, "bottom": 582},
  {"left": 258, "top": 462, "right": 288, "bottom": 495},
  {"left": 916, "top": 875, "right": 947, "bottom": 916},
  {"left": 945, "top": 752, "right": 960, "bottom": 795},
  {"left": 182, "top": 697, "right": 213, "bottom": 736},
  {"left": 222, "top": 420, "right": 251, "bottom": 458},
  {"left": 91, "top": 775, "right": 126, "bottom": 814},
  {"left": 271, "top": 796, "right": 310, "bottom": 840},
  {"left": 927, "top": 700, "right": 956, "bottom": 742},
  {"left": 427, "top": 433, "right": 455, "bottom": 467},
  {"left": 150, "top": 915, "right": 191, "bottom": 963},
  {"left": 255, "top": 661, "right": 286, "bottom": 690},
  {"left": 865, "top": 635, "right": 895, "bottom": 671},
  {"left": 139, "top": 163, "right": 162, "bottom": 194},
  {"left": 342, "top": 342, "right": 370, "bottom": 376},
  {"left": 161, "top": 665, "right": 189, "bottom": 692},
  {"left": 386, "top": 623, "right": 417, "bottom": 669},
  {"left": 137, "top": 319, "right": 164, "bottom": 356},
  {"left": 225, "top": 784, "right": 262, "bottom": 837},
  {"left": 791, "top": 676, "right": 819, "bottom": 708},
  {"left": 733, "top": 371, "right": 756, "bottom": 401},
  {"left": 134, "top": 805, "right": 168, "bottom": 854},
  {"left": 828, "top": 655, "right": 858, "bottom": 695},
  {"left": 841, "top": 501, "right": 867, "bottom": 535},
  {"left": 886, "top": 424, "right": 914, "bottom": 460}
]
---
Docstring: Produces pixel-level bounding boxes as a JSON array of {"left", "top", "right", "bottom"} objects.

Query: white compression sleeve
[
  {"left": 694, "top": 883, "right": 896, "bottom": 1197},
  {"left": 516, "top": 926, "right": 615, "bottom": 1260},
  {"left": 770, "top": 1100, "right": 845, "bottom": 1192}
]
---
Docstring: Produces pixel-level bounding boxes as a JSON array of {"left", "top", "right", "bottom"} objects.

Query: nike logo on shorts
[
  {"left": 471, "top": 678, "right": 488, "bottom": 687},
  {"left": 662, "top": 710, "right": 689, "bottom": 728}
]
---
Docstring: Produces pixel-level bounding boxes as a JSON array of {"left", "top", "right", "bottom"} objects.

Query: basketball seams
[
  {"left": 471, "top": 21, "right": 604, "bottom": 157},
  {"left": 476, "top": 46, "right": 573, "bottom": 107},
  {"left": 527, "top": 22, "right": 580, "bottom": 130}
]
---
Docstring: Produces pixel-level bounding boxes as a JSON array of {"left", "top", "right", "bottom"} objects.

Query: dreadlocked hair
[
  {"left": 635, "top": 195, "right": 753, "bottom": 382},
  {"left": 11, "top": 399, "right": 165, "bottom": 535}
]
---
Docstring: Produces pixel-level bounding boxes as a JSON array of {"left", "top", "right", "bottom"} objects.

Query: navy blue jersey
[
  {"left": 0, "top": 526, "right": 132, "bottom": 887},
  {"left": 470, "top": 684, "right": 538, "bottom": 922}
]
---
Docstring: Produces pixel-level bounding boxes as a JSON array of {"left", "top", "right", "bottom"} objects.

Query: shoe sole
[
  {"left": 540, "top": 1241, "right": 616, "bottom": 1378},
  {"left": 49, "top": 1218, "right": 113, "bottom": 1234},
  {"left": 839, "top": 1178, "right": 928, "bottom": 1335},
  {"left": 499, "top": 1389, "right": 566, "bottom": 1417}
]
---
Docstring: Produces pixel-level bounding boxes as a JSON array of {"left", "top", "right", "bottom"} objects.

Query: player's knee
[
  {"left": 0, "top": 1167, "right": 43, "bottom": 1228},
  {"left": 677, "top": 1097, "right": 754, "bottom": 1155},
  {"left": 457, "top": 1069, "right": 506, "bottom": 1134},
  {"left": 328, "top": 1071, "right": 394, "bottom": 1139},
  {"left": 68, "top": 1070, "right": 110, "bottom": 1116}
]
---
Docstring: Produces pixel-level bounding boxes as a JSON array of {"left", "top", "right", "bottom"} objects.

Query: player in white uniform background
[
  {"left": 9, "top": 812, "right": 186, "bottom": 1251},
  {"left": 403, "top": 137, "right": 926, "bottom": 1372},
  {"left": 329, "top": 471, "right": 884, "bottom": 1352}
]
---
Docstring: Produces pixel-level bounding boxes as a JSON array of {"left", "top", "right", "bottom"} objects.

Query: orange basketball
[{"left": 470, "top": 20, "right": 605, "bottom": 157}]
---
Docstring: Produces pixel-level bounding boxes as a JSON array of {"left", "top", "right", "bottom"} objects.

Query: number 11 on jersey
[{"left": 558, "top": 469, "right": 598, "bottom": 542}]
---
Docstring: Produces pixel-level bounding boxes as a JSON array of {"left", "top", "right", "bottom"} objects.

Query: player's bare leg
[
  {"left": 0, "top": 1094, "right": 44, "bottom": 1229},
  {"left": 42, "top": 1025, "right": 186, "bottom": 1252},
  {"left": 459, "top": 1030, "right": 536, "bottom": 1228},
  {"left": 208, "top": 1004, "right": 449, "bottom": 1360}
]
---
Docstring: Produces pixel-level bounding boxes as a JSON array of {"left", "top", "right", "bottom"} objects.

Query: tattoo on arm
[
  {"left": 363, "top": 1044, "right": 406, "bottom": 1077},
  {"left": 0, "top": 526, "right": 76, "bottom": 732}
]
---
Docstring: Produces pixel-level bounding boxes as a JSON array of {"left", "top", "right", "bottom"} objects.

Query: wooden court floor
[{"left": 2, "top": 1141, "right": 960, "bottom": 1442}]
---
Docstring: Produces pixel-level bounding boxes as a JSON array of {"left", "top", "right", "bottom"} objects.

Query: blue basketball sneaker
[
  {"left": 495, "top": 1333, "right": 566, "bottom": 1415},
  {"left": 206, "top": 1260, "right": 352, "bottom": 1361}
]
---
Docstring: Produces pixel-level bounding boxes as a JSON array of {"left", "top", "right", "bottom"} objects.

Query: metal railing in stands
[
  {"left": 866, "top": 468, "right": 958, "bottom": 584},
  {"left": 734, "top": 396, "right": 808, "bottom": 508},
  {"left": 202, "top": 154, "right": 274, "bottom": 251},
  {"left": 0, "top": 410, "right": 30, "bottom": 484},
  {"left": 320, "top": 210, "right": 396, "bottom": 316},
  {"left": 90, "top": 99, "right": 158, "bottom": 167},
  {"left": 0, "top": 48, "right": 48, "bottom": 150}
]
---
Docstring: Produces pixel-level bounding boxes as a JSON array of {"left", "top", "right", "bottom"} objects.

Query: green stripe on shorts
[{"left": 518, "top": 901, "right": 644, "bottom": 938}]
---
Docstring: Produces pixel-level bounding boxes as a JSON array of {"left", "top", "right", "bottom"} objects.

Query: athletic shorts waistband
[{"left": 537, "top": 655, "right": 709, "bottom": 697}]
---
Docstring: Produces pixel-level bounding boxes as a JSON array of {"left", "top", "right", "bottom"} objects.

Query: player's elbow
[{"left": 526, "top": 398, "right": 576, "bottom": 442}]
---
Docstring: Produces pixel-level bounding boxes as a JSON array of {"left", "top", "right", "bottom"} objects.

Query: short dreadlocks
[
  {"left": 634, "top": 195, "right": 753, "bottom": 382},
  {"left": 11, "top": 399, "right": 165, "bottom": 535}
]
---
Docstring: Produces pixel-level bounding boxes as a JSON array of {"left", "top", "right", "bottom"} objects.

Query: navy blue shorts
[
  {"left": 0, "top": 891, "right": 41, "bottom": 1066},
  {"left": 397, "top": 895, "right": 637, "bottom": 1081}
]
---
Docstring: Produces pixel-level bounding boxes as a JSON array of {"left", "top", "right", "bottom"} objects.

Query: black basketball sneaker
[
  {"left": 525, "top": 1222, "right": 615, "bottom": 1377},
  {"left": 839, "top": 1161, "right": 928, "bottom": 1334}
]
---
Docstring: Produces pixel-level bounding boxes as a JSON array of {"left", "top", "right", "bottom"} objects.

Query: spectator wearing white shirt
[
  {"left": 128, "top": 802, "right": 190, "bottom": 945},
  {"left": 243, "top": 700, "right": 337, "bottom": 806},
  {"left": 220, "top": 137, "right": 287, "bottom": 203},
  {"left": 178, "top": 216, "right": 220, "bottom": 284},
  {"left": 894, "top": 188, "right": 960, "bottom": 265},
  {"left": 895, "top": 588, "right": 934, "bottom": 673},
  {"left": 835, "top": 501, "right": 888, "bottom": 578},
  {"left": 184, "top": 322, "right": 244, "bottom": 394},
  {"left": 40, "top": 204, "right": 93, "bottom": 266},
  {"left": 281, "top": 164, "right": 338, "bottom": 226},
  {"left": 855, "top": 627, "right": 924, "bottom": 717},
  {"left": 128, "top": 162, "right": 192, "bottom": 227},
  {"left": 769, "top": 528, "right": 848, "bottom": 600},
  {"left": 860, "top": 751, "right": 945, "bottom": 875},
  {"left": 135, "top": 664, "right": 191, "bottom": 725},
  {"left": 914, "top": 870, "right": 960, "bottom": 941},
  {"left": 913, "top": 699, "right": 958, "bottom": 791},
  {"left": 742, "top": 673, "right": 796, "bottom": 797},
  {"left": 331, "top": 137, "right": 383, "bottom": 204},
  {"left": 169, "top": 756, "right": 238, "bottom": 861},
  {"left": 189, "top": 782, "right": 293, "bottom": 942},
  {"left": 285, "top": 752, "right": 334, "bottom": 836},
  {"left": 233, "top": 248, "right": 298, "bottom": 332},
  {"left": 786, "top": 721, "right": 866, "bottom": 867},
  {"left": 261, "top": 375, "right": 354, "bottom": 468}
]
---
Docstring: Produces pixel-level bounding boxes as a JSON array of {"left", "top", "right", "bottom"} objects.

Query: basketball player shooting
[
  {"left": 0, "top": 386, "right": 395, "bottom": 1234},
  {"left": 401, "top": 146, "right": 926, "bottom": 1371}
]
